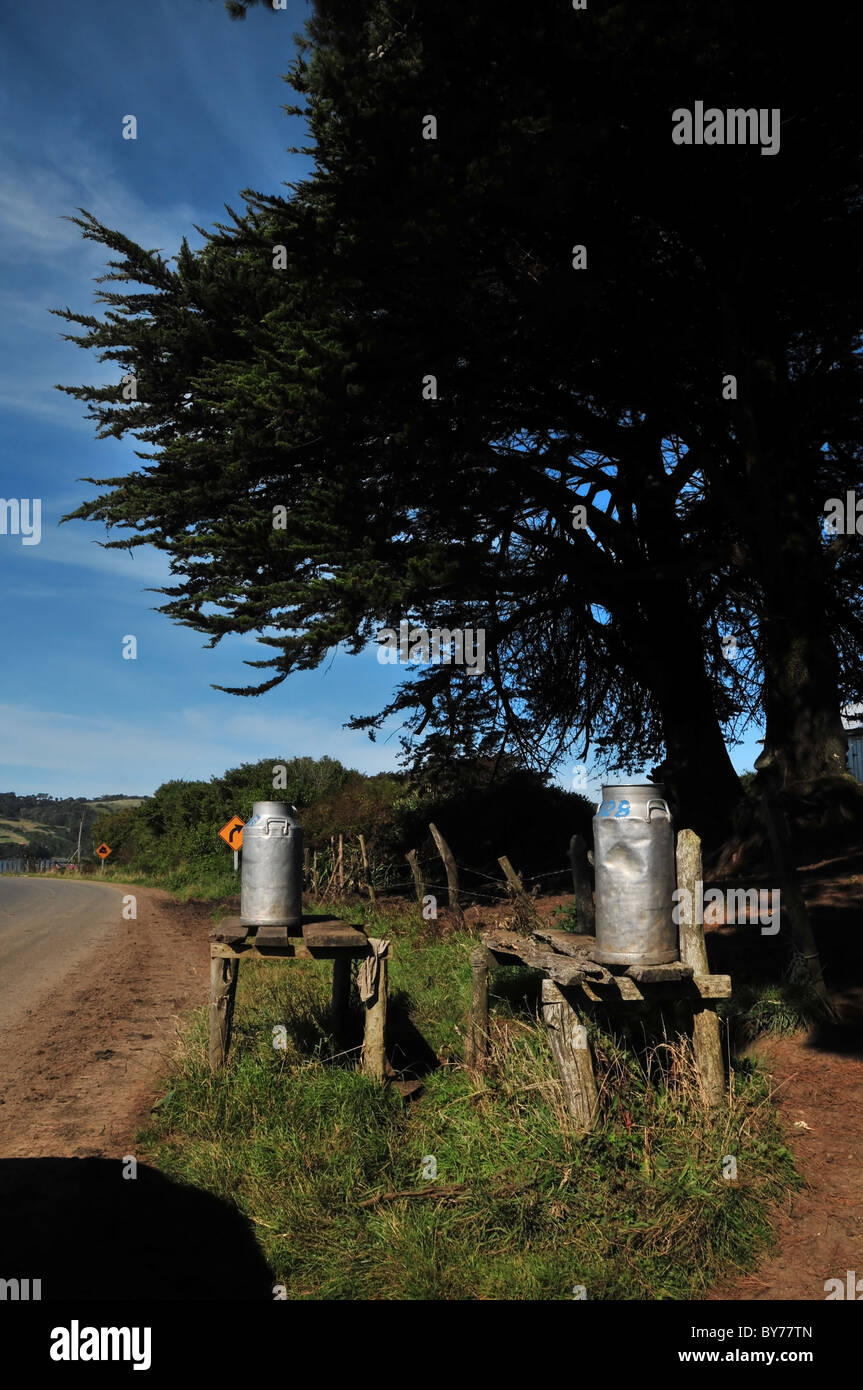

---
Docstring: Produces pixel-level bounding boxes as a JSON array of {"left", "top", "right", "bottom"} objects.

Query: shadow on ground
[{"left": 0, "top": 1157, "right": 274, "bottom": 1299}]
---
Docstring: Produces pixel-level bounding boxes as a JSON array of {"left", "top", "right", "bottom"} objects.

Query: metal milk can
[
  {"left": 592, "top": 783, "right": 676, "bottom": 966},
  {"left": 240, "top": 800, "right": 303, "bottom": 927}
]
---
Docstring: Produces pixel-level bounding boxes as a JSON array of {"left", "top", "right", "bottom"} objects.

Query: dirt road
[
  {"left": 0, "top": 878, "right": 129, "bottom": 1033},
  {"left": 0, "top": 877, "right": 209, "bottom": 1158}
]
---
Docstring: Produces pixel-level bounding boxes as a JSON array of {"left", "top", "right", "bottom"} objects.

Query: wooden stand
[
  {"left": 675, "top": 829, "right": 725, "bottom": 1106},
  {"left": 467, "top": 830, "right": 731, "bottom": 1127},
  {"left": 541, "top": 979, "right": 599, "bottom": 1131},
  {"left": 465, "top": 946, "right": 490, "bottom": 1073},
  {"left": 208, "top": 915, "right": 389, "bottom": 1081}
]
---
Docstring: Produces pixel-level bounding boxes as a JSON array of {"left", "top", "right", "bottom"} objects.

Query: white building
[{"left": 842, "top": 704, "right": 863, "bottom": 781}]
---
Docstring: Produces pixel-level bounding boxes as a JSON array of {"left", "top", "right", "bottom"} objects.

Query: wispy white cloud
[
  {"left": 0, "top": 701, "right": 403, "bottom": 796},
  {"left": 0, "top": 134, "right": 208, "bottom": 428},
  {"left": 18, "top": 518, "right": 175, "bottom": 585},
  {"left": 0, "top": 137, "right": 204, "bottom": 270}
]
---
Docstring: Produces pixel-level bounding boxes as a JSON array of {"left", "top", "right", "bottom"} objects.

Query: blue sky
[{"left": 0, "top": 0, "right": 763, "bottom": 801}]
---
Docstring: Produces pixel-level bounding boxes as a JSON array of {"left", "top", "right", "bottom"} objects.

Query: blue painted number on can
[
  {"left": 615, "top": 800, "right": 630, "bottom": 818},
  {"left": 599, "top": 800, "right": 616, "bottom": 817}
]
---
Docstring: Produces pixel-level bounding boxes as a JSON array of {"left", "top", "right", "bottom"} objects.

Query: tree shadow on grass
[
  {"left": 0, "top": 1157, "right": 274, "bottom": 1300},
  {"left": 384, "top": 988, "right": 440, "bottom": 1078}
]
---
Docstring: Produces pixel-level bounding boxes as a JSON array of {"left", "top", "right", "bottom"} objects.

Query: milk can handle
[
  {"left": 646, "top": 798, "right": 670, "bottom": 820},
  {"left": 263, "top": 817, "right": 289, "bottom": 836}
]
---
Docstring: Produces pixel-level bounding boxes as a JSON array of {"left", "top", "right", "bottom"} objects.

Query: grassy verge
[
  {"left": 138, "top": 902, "right": 798, "bottom": 1300},
  {"left": 19, "top": 863, "right": 237, "bottom": 900}
]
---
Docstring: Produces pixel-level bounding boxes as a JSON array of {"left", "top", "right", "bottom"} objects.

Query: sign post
[
  {"left": 219, "top": 816, "right": 245, "bottom": 874},
  {"left": 95, "top": 842, "right": 112, "bottom": 875}
]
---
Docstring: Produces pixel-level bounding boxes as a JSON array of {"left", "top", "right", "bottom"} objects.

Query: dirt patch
[
  {"left": 710, "top": 1033, "right": 863, "bottom": 1301},
  {"left": 0, "top": 887, "right": 210, "bottom": 1158}
]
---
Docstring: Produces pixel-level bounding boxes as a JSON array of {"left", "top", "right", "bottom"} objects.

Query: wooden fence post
[
  {"left": 405, "top": 849, "right": 425, "bottom": 905},
  {"left": 541, "top": 980, "right": 598, "bottom": 1132},
  {"left": 498, "top": 855, "right": 525, "bottom": 895},
  {"left": 568, "top": 833, "right": 595, "bottom": 934},
  {"left": 498, "top": 854, "right": 538, "bottom": 925},
  {"left": 429, "top": 822, "right": 460, "bottom": 914},
  {"left": 358, "top": 834, "right": 376, "bottom": 905},
  {"left": 209, "top": 956, "right": 240, "bottom": 1071},
  {"left": 676, "top": 829, "right": 725, "bottom": 1106}
]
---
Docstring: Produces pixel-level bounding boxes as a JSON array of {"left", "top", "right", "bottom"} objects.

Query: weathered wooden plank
[
  {"left": 210, "top": 916, "right": 249, "bottom": 946},
  {"left": 255, "top": 924, "right": 290, "bottom": 951},
  {"left": 483, "top": 930, "right": 613, "bottom": 984},
  {"left": 677, "top": 829, "right": 726, "bottom": 1106},
  {"left": 486, "top": 948, "right": 608, "bottom": 990},
  {"left": 577, "top": 973, "right": 731, "bottom": 1003},
  {"left": 483, "top": 929, "right": 729, "bottom": 1000},
  {"left": 303, "top": 920, "right": 370, "bottom": 951},
  {"left": 210, "top": 940, "right": 314, "bottom": 961},
  {"left": 533, "top": 928, "right": 601, "bottom": 957},
  {"left": 209, "top": 956, "right": 239, "bottom": 1070},
  {"left": 541, "top": 980, "right": 598, "bottom": 1132},
  {"left": 625, "top": 961, "right": 693, "bottom": 984}
]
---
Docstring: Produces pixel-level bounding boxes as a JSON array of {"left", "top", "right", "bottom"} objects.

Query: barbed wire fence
[{"left": 302, "top": 829, "right": 577, "bottom": 913}]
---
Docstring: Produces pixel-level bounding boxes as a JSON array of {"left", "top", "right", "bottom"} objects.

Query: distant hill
[{"left": 0, "top": 793, "right": 149, "bottom": 861}]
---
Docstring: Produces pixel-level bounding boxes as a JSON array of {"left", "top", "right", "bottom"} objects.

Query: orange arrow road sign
[{"left": 219, "top": 816, "right": 245, "bottom": 850}]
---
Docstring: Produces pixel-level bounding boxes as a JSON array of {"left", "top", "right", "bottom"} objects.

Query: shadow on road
[{"left": 0, "top": 1157, "right": 274, "bottom": 1299}]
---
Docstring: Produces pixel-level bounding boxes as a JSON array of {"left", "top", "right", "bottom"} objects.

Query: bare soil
[
  {"left": 0, "top": 886, "right": 210, "bottom": 1159},
  {"left": 709, "top": 1034, "right": 863, "bottom": 1301}
]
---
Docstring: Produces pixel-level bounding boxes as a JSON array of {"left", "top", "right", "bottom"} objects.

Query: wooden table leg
[
  {"left": 466, "top": 946, "right": 490, "bottom": 1072},
  {"left": 362, "top": 952, "right": 388, "bottom": 1082},
  {"left": 677, "top": 829, "right": 726, "bottom": 1105},
  {"left": 541, "top": 979, "right": 599, "bottom": 1132},
  {"left": 331, "top": 955, "right": 351, "bottom": 1048},
  {"left": 209, "top": 954, "right": 240, "bottom": 1071}
]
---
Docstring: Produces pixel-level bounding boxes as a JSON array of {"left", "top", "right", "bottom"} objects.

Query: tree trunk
[
  {"left": 759, "top": 568, "right": 847, "bottom": 785},
  {"left": 725, "top": 368, "right": 847, "bottom": 788},
  {"left": 651, "top": 666, "right": 744, "bottom": 843},
  {"left": 620, "top": 444, "right": 745, "bottom": 844}
]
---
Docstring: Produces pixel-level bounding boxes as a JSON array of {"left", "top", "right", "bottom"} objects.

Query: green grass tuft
[{"left": 139, "top": 905, "right": 799, "bottom": 1300}]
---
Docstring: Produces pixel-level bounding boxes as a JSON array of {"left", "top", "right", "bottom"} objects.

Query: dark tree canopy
[{"left": 55, "top": 0, "right": 863, "bottom": 840}]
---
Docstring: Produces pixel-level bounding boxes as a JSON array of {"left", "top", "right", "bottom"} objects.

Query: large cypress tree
[{"left": 55, "top": 0, "right": 863, "bottom": 842}]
